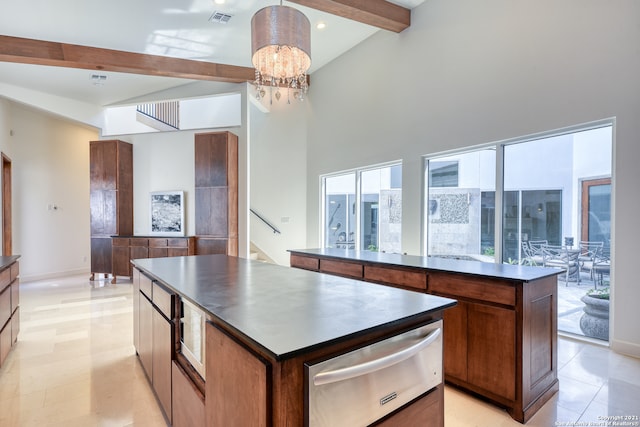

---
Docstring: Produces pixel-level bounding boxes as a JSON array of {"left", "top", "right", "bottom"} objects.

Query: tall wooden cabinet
[
  {"left": 90, "top": 140, "right": 133, "bottom": 280},
  {"left": 194, "top": 132, "right": 238, "bottom": 256}
]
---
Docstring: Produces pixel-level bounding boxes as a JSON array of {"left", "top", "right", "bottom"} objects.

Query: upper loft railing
[
  {"left": 250, "top": 208, "right": 281, "bottom": 234},
  {"left": 136, "top": 101, "right": 180, "bottom": 130}
]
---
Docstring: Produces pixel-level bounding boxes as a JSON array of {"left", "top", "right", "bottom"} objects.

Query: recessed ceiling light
[
  {"left": 214, "top": 0, "right": 225, "bottom": 4},
  {"left": 316, "top": 22, "right": 327, "bottom": 30}
]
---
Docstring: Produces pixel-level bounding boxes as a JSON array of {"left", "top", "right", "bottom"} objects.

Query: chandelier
[{"left": 251, "top": 2, "right": 311, "bottom": 103}]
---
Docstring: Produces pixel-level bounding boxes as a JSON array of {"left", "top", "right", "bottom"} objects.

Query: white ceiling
[{"left": 0, "top": 0, "right": 424, "bottom": 106}]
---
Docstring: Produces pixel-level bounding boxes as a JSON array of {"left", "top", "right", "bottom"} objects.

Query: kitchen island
[
  {"left": 131, "top": 254, "right": 456, "bottom": 427},
  {"left": 289, "top": 248, "right": 562, "bottom": 423}
]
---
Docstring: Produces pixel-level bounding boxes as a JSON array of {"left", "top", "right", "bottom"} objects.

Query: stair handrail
[{"left": 250, "top": 208, "right": 281, "bottom": 234}]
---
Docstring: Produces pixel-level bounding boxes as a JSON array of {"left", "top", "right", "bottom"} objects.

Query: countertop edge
[{"left": 288, "top": 248, "right": 562, "bottom": 282}]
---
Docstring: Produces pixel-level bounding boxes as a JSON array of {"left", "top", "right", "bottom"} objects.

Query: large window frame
[
  {"left": 321, "top": 161, "right": 402, "bottom": 252},
  {"left": 422, "top": 119, "right": 614, "bottom": 264}
]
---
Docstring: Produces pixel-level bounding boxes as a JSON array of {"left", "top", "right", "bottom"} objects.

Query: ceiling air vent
[{"left": 209, "top": 11, "right": 233, "bottom": 24}]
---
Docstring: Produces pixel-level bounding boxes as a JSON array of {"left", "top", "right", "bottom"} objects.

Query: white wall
[
  {"left": 10, "top": 103, "right": 98, "bottom": 279},
  {"left": 106, "top": 122, "right": 248, "bottom": 258},
  {"left": 305, "top": 0, "right": 640, "bottom": 356},
  {"left": 249, "top": 99, "right": 308, "bottom": 265}
]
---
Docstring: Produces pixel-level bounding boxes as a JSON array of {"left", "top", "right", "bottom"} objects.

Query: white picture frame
[{"left": 150, "top": 190, "right": 185, "bottom": 236}]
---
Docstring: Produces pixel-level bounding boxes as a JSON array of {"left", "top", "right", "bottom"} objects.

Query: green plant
[
  {"left": 504, "top": 257, "right": 519, "bottom": 265},
  {"left": 586, "top": 287, "right": 610, "bottom": 300},
  {"left": 367, "top": 244, "right": 378, "bottom": 252},
  {"left": 483, "top": 247, "right": 495, "bottom": 256}
]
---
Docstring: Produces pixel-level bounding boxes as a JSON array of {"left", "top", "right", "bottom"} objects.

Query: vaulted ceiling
[{"left": 0, "top": 0, "right": 424, "bottom": 106}]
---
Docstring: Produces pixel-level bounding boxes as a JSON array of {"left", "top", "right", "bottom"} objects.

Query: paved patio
[{"left": 557, "top": 269, "right": 609, "bottom": 339}]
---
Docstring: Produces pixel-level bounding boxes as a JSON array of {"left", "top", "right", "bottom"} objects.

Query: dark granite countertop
[
  {"left": 288, "top": 248, "right": 562, "bottom": 282},
  {"left": 0, "top": 255, "right": 20, "bottom": 271},
  {"left": 132, "top": 254, "right": 456, "bottom": 361}
]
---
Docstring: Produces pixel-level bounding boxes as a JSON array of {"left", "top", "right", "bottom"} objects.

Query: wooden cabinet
[
  {"left": 112, "top": 236, "right": 195, "bottom": 282},
  {"left": 289, "top": 250, "right": 559, "bottom": 423},
  {"left": 0, "top": 259, "right": 19, "bottom": 368},
  {"left": 194, "top": 131, "right": 238, "bottom": 256},
  {"left": 172, "top": 361, "right": 205, "bottom": 427},
  {"left": 133, "top": 269, "right": 177, "bottom": 424},
  {"left": 90, "top": 140, "right": 133, "bottom": 280},
  {"left": 153, "top": 304, "right": 173, "bottom": 423},
  {"left": 138, "top": 289, "right": 153, "bottom": 380},
  {"left": 374, "top": 385, "right": 443, "bottom": 427},
  {"left": 205, "top": 322, "right": 269, "bottom": 427}
]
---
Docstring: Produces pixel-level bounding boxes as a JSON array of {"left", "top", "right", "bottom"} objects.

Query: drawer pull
[{"left": 314, "top": 328, "right": 441, "bottom": 386}]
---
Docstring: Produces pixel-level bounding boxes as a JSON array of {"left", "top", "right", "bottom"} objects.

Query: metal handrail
[{"left": 250, "top": 208, "right": 281, "bottom": 234}]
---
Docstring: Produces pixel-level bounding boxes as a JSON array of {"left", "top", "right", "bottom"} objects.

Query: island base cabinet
[
  {"left": 172, "top": 361, "right": 205, "bottom": 427},
  {"left": 138, "top": 294, "right": 153, "bottom": 380},
  {"left": 373, "top": 385, "right": 443, "bottom": 427},
  {"left": 205, "top": 322, "right": 269, "bottom": 427},
  {"left": 153, "top": 308, "right": 173, "bottom": 424}
]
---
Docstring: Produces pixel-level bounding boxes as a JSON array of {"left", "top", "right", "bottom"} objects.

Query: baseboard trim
[
  {"left": 21, "top": 267, "right": 91, "bottom": 283},
  {"left": 610, "top": 339, "right": 640, "bottom": 359}
]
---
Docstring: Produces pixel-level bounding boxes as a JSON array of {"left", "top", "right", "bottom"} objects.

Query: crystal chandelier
[{"left": 251, "top": 2, "right": 311, "bottom": 103}]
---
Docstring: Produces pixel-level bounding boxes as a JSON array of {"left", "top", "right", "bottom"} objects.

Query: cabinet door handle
[{"left": 313, "top": 328, "right": 441, "bottom": 386}]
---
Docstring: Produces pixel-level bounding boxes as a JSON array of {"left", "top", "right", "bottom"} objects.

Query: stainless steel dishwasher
[{"left": 306, "top": 319, "right": 443, "bottom": 427}]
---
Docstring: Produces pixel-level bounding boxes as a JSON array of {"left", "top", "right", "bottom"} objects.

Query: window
[
  {"left": 429, "top": 161, "right": 459, "bottom": 187},
  {"left": 323, "top": 173, "right": 356, "bottom": 249},
  {"left": 424, "top": 149, "right": 496, "bottom": 261},
  {"left": 322, "top": 163, "right": 402, "bottom": 252}
]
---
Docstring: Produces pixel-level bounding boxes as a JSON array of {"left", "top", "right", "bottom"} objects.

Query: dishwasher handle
[{"left": 313, "top": 327, "right": 441, "bottom": 386}]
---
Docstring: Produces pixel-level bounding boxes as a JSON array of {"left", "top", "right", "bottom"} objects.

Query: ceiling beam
[
  {"left": 289, "top": 0, "right": 410, "bottom": 33},
  {"left": 0, "top": 35, "right": 256, "bottom": 83}
]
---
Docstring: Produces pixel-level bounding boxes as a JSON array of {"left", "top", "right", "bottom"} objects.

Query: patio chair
[
  {"left": 578, "top": 241, "right": 604, "bottom": 281},
  {"left": 592, "top": 246, "right": 610, "bottom": 289},
  {"left": 542, "top": 244, "right": 580, "bottom": 285},
  {"left": 521, "top": 241, "right": 544, "bottom": 265}
]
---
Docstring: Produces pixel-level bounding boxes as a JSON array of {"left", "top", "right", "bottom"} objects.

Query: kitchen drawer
[
  {"left": 364, "top": 265, "right": 426, "bottom": 291},
  {"left": 168, "top": 238, "right": 189, "bottom": 248},
  {"left": 0, "top": 321, "right": 11, "bottom": 366},
  {"left": 167, "top": 248, "right": 188, "bottom": 257},
  {"left": 0, "top": 287, "right": 10, "bottom": 329},
  {"left": 149, "top": 248, "right": 169, "bottom": 258},
  {"left": 10, "top": 262, "right": 19, "bottom": 282},
  {"left": 0, "top": 268, "right": 9, "bottom": 291},
  {"left": 153, "top": 282, "right": 175, "bottom": 319},
  {"left": 172, "top": 361, "right": 205, "bottom": 427},
  {"left": 374, "top": 385, "right": 443, "bottom": 427},
  {"left": 149, "top": 238, "right": 168, "bottom": 248},
  {"left": 428, "top": 272, "right": 515, "bottom": 307},
  {"left": 10, "top": 280, "right": 19, "bottom": 312},
  {"left": 11, "top": 307, "right": 19, "bottom": 345},
  {"left": 139, "top": 273, "right": 153, "bottom": 299},
  {"left": 112, "top": 237, "right": 129, "bottom": 247},
  {"left": 319, "top": 259, "right": 363, "bottom": 279},
  {"left": 290, "top": 254, "right": 319, "bottom": 271},
  {"left": 130, "top": 238, "right": 149, "bottom": 247}
]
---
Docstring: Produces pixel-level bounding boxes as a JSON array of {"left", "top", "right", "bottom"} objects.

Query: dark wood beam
[
  {"left": 289, "top": 0, "right": 410, "bottom": 33},
  {"left": 0, "top": 35, "right": 256, "bottom": 83}
]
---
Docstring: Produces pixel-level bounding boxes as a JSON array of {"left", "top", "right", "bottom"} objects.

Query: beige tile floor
[{"left": 1, "top": 273, "right": 639, "bottom": 426}]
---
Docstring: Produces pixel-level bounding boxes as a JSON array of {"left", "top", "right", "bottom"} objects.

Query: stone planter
[{"left": 579, "top": 294, "right": 609, "bottom": 340}]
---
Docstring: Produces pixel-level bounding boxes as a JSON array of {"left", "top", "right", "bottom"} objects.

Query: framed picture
[{"left": 150, "top": 191, "right": 185, "bottom": 236}]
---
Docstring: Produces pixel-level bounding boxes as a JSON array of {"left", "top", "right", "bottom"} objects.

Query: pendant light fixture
[{"left": 251, "top": 1, "right": 311, "bottom": 102}]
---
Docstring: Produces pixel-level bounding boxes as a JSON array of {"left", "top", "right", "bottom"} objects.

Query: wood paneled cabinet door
[
  {"left": 153, "top": 307, "right": 173, "bottom": 424},
  {"left": 205, "top": 322, "right": 269, "bottom": 427},
  {"left": 442, "top": 299, "right": 516, "bottom": 401},
  {"left": 194, "top": 131, "right": 238, "bottom": 256},
  {"left": 89, "top": 139, "right": 133, "bottom": 279},
  {"left": 138, "top": 292, "right": 153, "bottom": 381}
]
